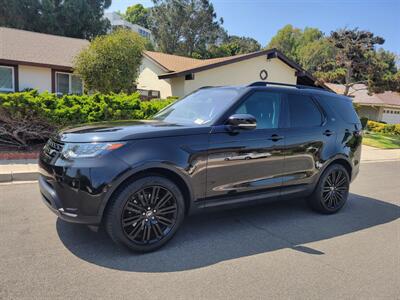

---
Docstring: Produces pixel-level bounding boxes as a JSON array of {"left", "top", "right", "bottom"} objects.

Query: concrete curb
[
  {"left": 0, "top": 161, "right": 39, "bottom": 183},
  {"left": 0, "top": 171, "right": 39, "bottom": 183}
]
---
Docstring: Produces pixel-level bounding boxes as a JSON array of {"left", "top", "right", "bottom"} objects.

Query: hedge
[
  {"left": 366, "top": 120, "right": 400, "bottom": 135},
  {"left": 0, "top": 90, "right": 175, "bottom": 147}
]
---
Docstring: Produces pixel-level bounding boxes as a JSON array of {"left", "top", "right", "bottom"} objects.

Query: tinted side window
[
  {"left": 287, "top": 94, "right": 322, "bottom": 128},
  {"left": 235, "top": 91, "right": 281, "bottom": 129},
  {"left": 320, "top": 95, "right": 360, "bottom": 124}
]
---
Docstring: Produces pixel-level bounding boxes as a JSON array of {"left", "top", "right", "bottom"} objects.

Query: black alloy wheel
[
  {"left": 321, "top": 169, "right": 348, "bottom": 210},
  {"left": 309, "top": 164, "right": 350, "bottom": 214},
  {"left": 121, "top": 186, "right": 178, "bottom": 244},
  {"left": 105, "top": 176, "right": 185, "bottom": 252}
]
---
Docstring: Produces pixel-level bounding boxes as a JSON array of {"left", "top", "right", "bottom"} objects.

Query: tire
[
  {"left": 308, "top": 164, "right": 350, "bottom": 214},
  {"left": 105, "top": 176, "right": 185, "bottom": 253}
]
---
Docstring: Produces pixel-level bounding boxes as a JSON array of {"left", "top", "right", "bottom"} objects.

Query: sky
[{"left": 106, "top": 0, "right": 400, "bottom": 54}]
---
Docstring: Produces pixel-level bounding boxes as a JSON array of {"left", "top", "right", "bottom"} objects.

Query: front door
[{"left": 204, "top": 91, "right": 285, "bottom": 206}]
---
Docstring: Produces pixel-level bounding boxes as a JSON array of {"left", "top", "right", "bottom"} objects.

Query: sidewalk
[
  {"left": 0, "top": 159, "right": 38, "bottom": 182},
  {"left": 361, "top": 145, "right": 400, "bottom": 162},
  {"left": 1, "top": 145, "right": 399, "bottom": 183}
]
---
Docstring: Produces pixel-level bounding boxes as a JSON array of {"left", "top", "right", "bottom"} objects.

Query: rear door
[
  {"left": 204, "top": 90, "right": 286, "bottom": 205},
  {"left": 281, "top": 93, "right": 336, "bottom": 192}
]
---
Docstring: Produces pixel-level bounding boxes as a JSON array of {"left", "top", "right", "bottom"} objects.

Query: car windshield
[{"left": 153, "top": 88, "right": 239, "bottom": 125}]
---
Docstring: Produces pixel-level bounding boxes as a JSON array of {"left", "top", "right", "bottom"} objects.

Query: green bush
[
  {"left": 0, "top": 90, "right": 175, "bottom": 147},
  {"left": 74, "top": 29, "right": 145, "bottom": 93},
  {"left": 395, "top": 124, "right": 400, "bottom": 135},
  {"left": 366, "top": 120, "right": 400, "bottom": 135}
]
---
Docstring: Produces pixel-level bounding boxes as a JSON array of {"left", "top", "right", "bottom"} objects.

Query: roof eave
[
  {"left": 0, "top": 58, "right": 73, "bottom": 71},
  {"left": 158, "top": 49, "right": 277, "bottom": 79},
  {"left": 355, "top": 102, "right": 400, "bottom": 108}
]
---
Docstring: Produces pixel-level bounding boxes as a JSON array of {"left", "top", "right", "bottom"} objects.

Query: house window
[
  {"left": 0, "top": 66, "right": 15, "bottom": 92},
  {"left": 55, "top": 72, "right": 83, "bottom": 94}
]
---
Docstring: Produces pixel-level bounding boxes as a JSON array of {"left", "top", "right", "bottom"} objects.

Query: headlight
[{"left": 61, "top": 142, "right": 125, "bottom": 159}]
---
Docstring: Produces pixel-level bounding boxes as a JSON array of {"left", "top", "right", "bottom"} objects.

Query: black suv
[{"left": 39, "top": 82, "right": 362, "bottom": 252}]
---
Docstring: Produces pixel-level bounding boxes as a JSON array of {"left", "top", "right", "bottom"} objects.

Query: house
[
  {"left": 138, "top": 50, "right": 326, "bottom": 98},
  {"left": 0, "top": 27, "right": 327, "bottom": 98},
  {"left": 0, "top": 27, "right": 88, "bottom": 94},
  {"left": 326, "top": 83, "right": 400, "bottom": 124},
  {"left": 105, "top": 12, "right": 153, "bottom": 42}
]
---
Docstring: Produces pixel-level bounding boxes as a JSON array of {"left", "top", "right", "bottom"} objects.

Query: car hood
[{"left": 54, "top": 120, "right": 210, "bottom": 143}]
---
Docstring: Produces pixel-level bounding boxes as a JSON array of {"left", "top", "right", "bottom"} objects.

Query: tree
[
  {"left": 296, "top": 38, "right": 335, "bottom": 74},
  {"left": 267, "top": 25, "right": 334, "bottom": 73},
  {"left": 205, "top": 35, "right": 261, "bottom": 58},
  {"left": 0, "top": 0, "right": 111, "bottom": 39},
  {"left": 267, "top": 25, "right": 399, "bottom": 93},
  {"left": 122, "top": 4, "right": 150, "bottom": 28},
  {"left": 0, "top": 0, "right": 41, "bottom": 31},
  {"left": 150, "top": 0, "right": 223, "bottom": 57},
  {"left": 317, "top": 28, "right": 386, "bottom": 95},
  {"left": 74, "top": 29, "right": 145, "bottom": 93},
  {"left": 267, "top": 25, "right": 302, "bottom": 61},
  {"left": 366, "top": 49, "right": 400, "bottom": 93}
]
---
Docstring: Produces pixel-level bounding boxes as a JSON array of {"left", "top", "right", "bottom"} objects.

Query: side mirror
[{"left": 227, "top": 114, "right": 257, "bottom": 130}]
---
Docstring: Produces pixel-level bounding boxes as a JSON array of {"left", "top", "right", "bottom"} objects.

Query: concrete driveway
[{"left": 0, "top": 161, "right": 399, "bottom": 299}]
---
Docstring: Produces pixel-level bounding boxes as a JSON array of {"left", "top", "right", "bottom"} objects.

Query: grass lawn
[{"left": 362, "top": 132, "right": 400, "bottom": 149}]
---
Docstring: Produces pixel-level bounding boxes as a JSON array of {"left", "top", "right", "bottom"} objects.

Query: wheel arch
[
  {"left": 99, "top": 164, "right": 194, "bottom": 223},
  {"left": 323, "top": 157, "right": 353, "bottom": 180}
]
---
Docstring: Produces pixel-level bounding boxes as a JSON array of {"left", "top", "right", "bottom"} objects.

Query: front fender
[{"left": 97, "top": 161, "right": 196, "bottom": 221}]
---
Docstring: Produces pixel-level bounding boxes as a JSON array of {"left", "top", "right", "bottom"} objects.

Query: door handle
[
  {"left": 268, "top": 134, "right": 284, "bottom": 142},
  {"left": 323, "top": 130, "right": 334, "bottom": 136}
]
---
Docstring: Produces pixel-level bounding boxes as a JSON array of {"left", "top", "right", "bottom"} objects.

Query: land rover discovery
[{"left": 39, "top": 82, "right": 362, "bottom": 252}]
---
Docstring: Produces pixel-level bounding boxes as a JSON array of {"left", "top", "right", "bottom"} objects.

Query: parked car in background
[{"left": 38, "top": 82, "right": 362, "bottom": 252}]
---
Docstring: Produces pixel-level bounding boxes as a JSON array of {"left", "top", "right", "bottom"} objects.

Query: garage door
[{"left": 382, "top": 109, "right": 400, "bottom": 124}]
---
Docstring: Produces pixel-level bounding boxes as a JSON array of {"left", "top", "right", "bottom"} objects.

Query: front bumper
[
  {"left": 39, "top": 175, "right": 100, "bottom": 224},
  {"left": 38, "top": 148, "right": 130, "bottom": 225}
]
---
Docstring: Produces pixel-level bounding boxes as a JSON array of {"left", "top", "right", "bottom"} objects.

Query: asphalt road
[{"left": 1, "top": 161, "right": 399, "bottom": 299}]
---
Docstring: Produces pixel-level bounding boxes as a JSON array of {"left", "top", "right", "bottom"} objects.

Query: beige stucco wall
[
  {"left": 357, "top": 105, "right": 382, "bottom": 121},
  {"left": 18, "top": 65, "right": 52, "bottom": 92},
  {"left": 170, "top": 77, "right": 185, "bottom": 97},
  {"left": 137, "top": 57, "right": 172, "bottom": 98},
  {"left": 182, "top": 56, "right": 297, "bottom": 97}
]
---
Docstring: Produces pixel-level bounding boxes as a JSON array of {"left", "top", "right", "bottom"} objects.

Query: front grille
[{"left": 44, "top": 138, "right": 64, "bottom": 157}]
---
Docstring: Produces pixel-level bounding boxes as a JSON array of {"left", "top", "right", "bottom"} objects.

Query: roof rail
[{"left": 248, "top": 81, "right": 327, "bottom": 91}]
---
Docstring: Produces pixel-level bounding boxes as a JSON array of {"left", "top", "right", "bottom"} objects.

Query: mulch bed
[{"left": 0, "top": 144, "right": 44, "bottom": 161}]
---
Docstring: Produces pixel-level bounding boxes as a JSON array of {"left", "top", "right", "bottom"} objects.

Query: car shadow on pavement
[{"left": 56, "top": 193, "right": 399, "bottom": 272}]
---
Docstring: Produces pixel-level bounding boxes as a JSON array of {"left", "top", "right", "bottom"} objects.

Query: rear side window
[
  {"left": 287, "top": 94, "right": 322, "bottom": 128},
  {"left": 321, "top": 95, "right": 360, "bottom": 124}
]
